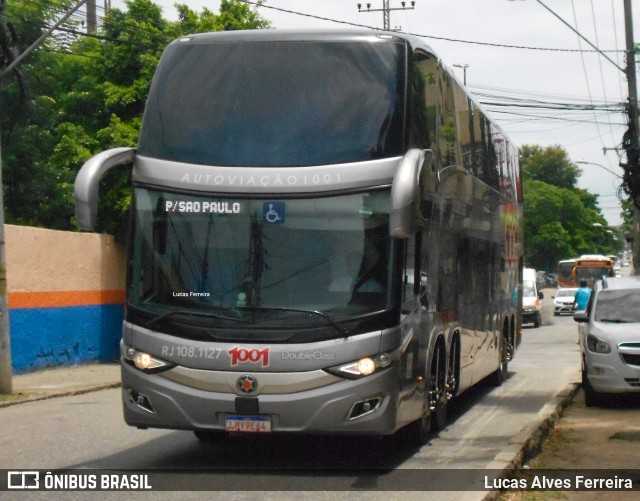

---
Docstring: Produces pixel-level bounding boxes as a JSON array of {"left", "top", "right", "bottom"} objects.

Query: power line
[
  {"left": 533, "top": 0, "right": 624, "bottom": 71},
  {"left": 570, "top": 0, "right": 617, "bottom": 174},
  {"left": 239, "top": 0, "right": 625, "bottom": 53},
  {"left": 0, "top": 0, "right": 87, "bottom": 78}
]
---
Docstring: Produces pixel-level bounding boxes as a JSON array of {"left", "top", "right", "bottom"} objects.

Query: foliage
[
  {"left": 520, "top": 144, "right": 580, "bottom": 190},
  {"left": 1, "top": 0, "right": 269, "bottom": 238},
  {"left": 1, "top": 2, "right": 624, "bottom": 270},
  {"left": 520, "top": 145, "right": 621, "bottom": 271}
]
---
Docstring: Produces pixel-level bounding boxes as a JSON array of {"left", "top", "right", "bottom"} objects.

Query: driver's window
[{"left": 402, "top": 233, "right": 422, "bottom": 303}]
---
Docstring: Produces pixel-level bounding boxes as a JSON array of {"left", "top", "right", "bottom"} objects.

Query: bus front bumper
[{"left": 121, "top": 361, "right": 404, "bottom": 435}]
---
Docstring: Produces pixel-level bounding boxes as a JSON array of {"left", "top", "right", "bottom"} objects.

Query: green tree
[
  {"left": 520, "top": 144, "right": 581, "bottom": 190},
  {"left": 1, "top": 0, "right": 269, "bottom": 236},
  {"left": 1, "top": 0, "right": 86, "bottom": 228},
  {"left": 174, "top": 0, "right": 269, "bottom": 33},
  {"left": 521, "top": 145, "right": 618, "bottom": 270}
]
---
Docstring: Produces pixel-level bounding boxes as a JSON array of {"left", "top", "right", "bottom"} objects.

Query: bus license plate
[{"left": 225, "top": 415, "right": 271, "bottom": 433}]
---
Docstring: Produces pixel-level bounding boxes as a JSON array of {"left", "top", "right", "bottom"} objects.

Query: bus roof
[
  {"left": 174, "top": 28, "right": 435, "bottom": 50},
  {"left": 575, "top": 256, "right": 613, "bottom": 266}
]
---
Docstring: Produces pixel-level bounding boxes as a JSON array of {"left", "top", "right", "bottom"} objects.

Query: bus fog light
[
  {"left": 127, "top": 388, "right": 156, "bottom": 414},
  {"left": 348, "top": 397, "right": 382, "bottom": 420}
]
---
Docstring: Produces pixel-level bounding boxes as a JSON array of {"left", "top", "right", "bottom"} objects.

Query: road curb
[
  {"left": 481, "top": 381, "right": 581, "bottom": 500},
  {"left": 0, "top": 382, "right": 122, "bottom": 408}
]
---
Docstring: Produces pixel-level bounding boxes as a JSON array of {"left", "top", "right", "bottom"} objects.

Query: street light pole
[
  {"left": 453, "top": 63, "right": 469, "bottom": 85},
  {"left": 575, "top": 160, "right": 622, "bottom": 179}
]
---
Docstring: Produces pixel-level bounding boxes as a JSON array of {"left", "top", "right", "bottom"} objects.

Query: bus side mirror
[
  {"left": 74, "top": 147, "right": 136, "bottom": 230},
  {"left": 390, "top": 149, "right": 431, "bottom": 238}
]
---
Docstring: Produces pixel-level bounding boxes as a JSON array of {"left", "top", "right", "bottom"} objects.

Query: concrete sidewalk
[{"left": 0, "top": 363, "right": 121, "bottom": 407}]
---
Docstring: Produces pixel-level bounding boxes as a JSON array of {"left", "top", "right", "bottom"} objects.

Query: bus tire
[
  {"left": 404, "top": 407, "right": 431, "bottom": 446},
  {"left": 446, "top": 335, "right": 460, "bottom": 400},
  {"left": 430, "top": 340, "right": 448, "bottom": 432},
  {"left": 403, "top": 341, "right": 448, "bottom": 446},
  {"left": 488, "top": 329, "right": 508, "bottom": 387}
]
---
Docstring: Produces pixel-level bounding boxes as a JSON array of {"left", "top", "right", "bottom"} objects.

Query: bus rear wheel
[
  {"left": 489, "top": 329, "right": 509, "bottom": 387},
  {"left": 429, "top": 341, "right": 448, "bottom": 432}
]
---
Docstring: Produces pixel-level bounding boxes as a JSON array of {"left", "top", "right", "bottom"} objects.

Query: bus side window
[{"left": 402, "top": 233, "right": 424, "bottom": 306}]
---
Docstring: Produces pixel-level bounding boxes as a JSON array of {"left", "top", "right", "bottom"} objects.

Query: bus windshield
[
  {"left": 557, "top": 259, "right": 575, "bottom": 287},
  {"left": 138, "top": 38, "right": 405, "bottom": 167},
  {"left": 128, "top": 188, "right": 393, "bottom": 339},
  {"left": 575, "top": 267, "right": 613, "bottom": 284}
]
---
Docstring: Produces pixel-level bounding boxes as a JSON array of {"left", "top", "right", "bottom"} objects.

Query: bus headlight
[
  {"left": 327, "top": 352, "right": 396, "bottom": 379},
  {"left": 326, "top": 329, "right": 413, "bottom": 379},
  {"left": 356, "top": 357, "right": 376, "bottom": 375},
  {"left": 123, "top": 346, "right": 174, "bottom": 374}
]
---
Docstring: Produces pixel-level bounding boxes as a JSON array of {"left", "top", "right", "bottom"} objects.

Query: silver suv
[{"left": 574, "top": 276, "right": 640, "bottom": 406}]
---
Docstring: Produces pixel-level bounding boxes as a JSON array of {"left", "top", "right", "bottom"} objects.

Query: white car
[
  {"left": 552, "top": 287, "right": 578, "bottom": 316},
  {"left": 522, "top": 268, "right": 543, "bottom": 327},
  {"left": 574, "top": 277, "right": 640, "bottom": 406}
]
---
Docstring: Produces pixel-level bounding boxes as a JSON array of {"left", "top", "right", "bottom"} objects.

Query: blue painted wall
[{"left": 9, "top": 304, "right": 124, "bottom": 374}]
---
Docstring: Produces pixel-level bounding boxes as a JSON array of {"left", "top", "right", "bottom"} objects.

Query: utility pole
[
  {"left": 0, "top": 0, "right": 12, "bottom": 394},
  {"left": 623, "top": 0, "right": 640, "bottom": 275},
  {"left": 357, "top": 1, "right": 415, "bottom": 31},
  {"left": 508, "top": 0, "right": 638, "bottom": 273},
  {"left": 0, "top": 137, "right": 11, "bottom": 394},
  {"left": 87, "top": 0, "right": 97, "bottom": 34}
]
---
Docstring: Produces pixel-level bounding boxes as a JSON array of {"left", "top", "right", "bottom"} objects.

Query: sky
[{"left": 104, "top": 0, "right": 639, "bottom": 226}]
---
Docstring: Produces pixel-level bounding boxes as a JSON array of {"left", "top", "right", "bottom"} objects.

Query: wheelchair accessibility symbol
[{"left": 263, "top": 202, "right": 285, "bottom": 224}]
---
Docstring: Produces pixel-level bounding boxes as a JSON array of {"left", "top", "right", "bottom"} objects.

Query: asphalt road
[{"left": 0, "top": 296, "right": 582, "bottom": 500}]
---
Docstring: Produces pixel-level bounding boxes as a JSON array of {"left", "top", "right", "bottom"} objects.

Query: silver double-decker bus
[{"left": 75, "top": 29, "right": 523, "bottom": 444}]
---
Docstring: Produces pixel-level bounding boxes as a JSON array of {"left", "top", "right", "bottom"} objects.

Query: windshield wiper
[
  {"left": 237, "top": 305, "right": 349, "bottom": 337},
  {"left": 599, "top": 319, "right": 629, "bottom": 323},
  {"left": 144, "top": 309, "right": 250, "bottom": 329}
]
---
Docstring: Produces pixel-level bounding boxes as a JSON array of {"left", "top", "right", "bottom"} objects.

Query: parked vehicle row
[
  {"left": 574, "top": 276, "right": 640, "bottom": 407},
  {"left": 527, "top": 251, "right": 636, "bottom": 407}
]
